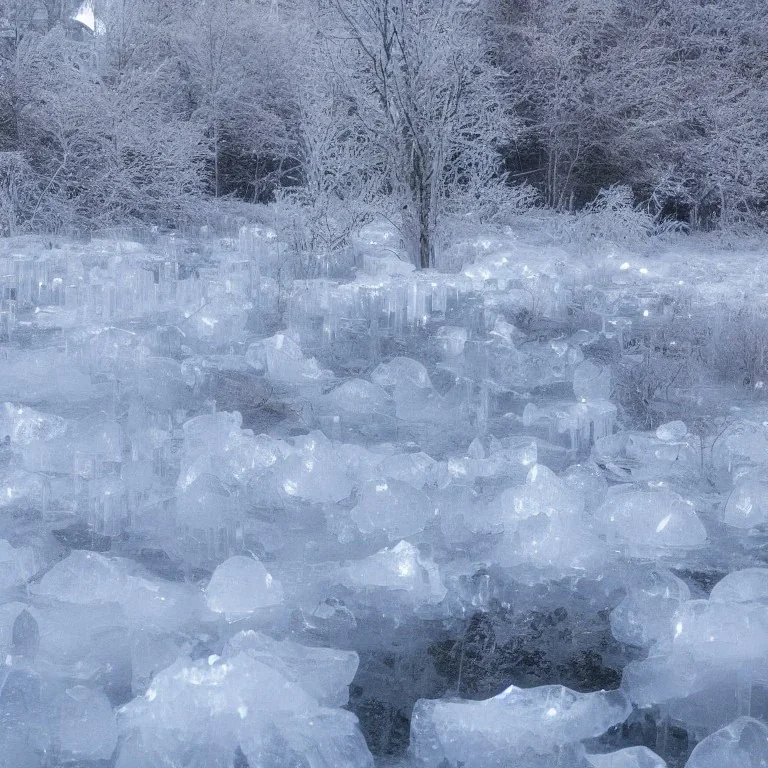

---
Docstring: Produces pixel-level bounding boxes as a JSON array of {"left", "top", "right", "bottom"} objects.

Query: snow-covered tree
[{"left": 322, "top": 0, "right": 517, "bottom": 268}]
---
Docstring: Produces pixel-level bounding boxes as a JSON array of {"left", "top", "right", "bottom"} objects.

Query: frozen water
[
  {"left": 0, "top": 540, "right": 36, "bottom": 591},
  {"left": 593, "top": 430, "right": 701, "bottom": 482},
  {"left": 656, "top": 421, "right": 688, "bottom": 442},
  {"left": 351, "top": 479, "right": 433, "bottom": 539},
  {"left": 685, "top": 717, "right": 768, "bottom": 768},
  {"left": 573, "top": 360, "right": 612, "bottom": 401},
  {"left": 278, "top": 431, "right": 353, "bottom": 503},
  {"left": 494, "top": 502, "right": 612, "bottom": 574},
  {"left": 593, "top": 488, "right": 707, "bottom": 558},
  {"left": 3, "top": 227, "right": 768, "bottom": 766},
  {"left": 0, "top": 664, "right": 47, "bottom": 768},
  {"left": 435, "top": 325, "right": 468, "bottom": 358},
  {"left": 710, "top": 568, "right": 768, "bottom": 605},
  {"left": 246, "top": 332, "right": 331, "bottom": 384},
  {"left": 205, "top": 555, "right": 284, "bottom": 617},
  {"left": 54, "top": 685, "right": 117, "bottom": 761},
  {"left": 723, "top": 478, "right": 768, "bottom": 529},
  {"left": 563, "top": 461, "right": 608, "bottom": 510},
  {"left": 116, "top": 652, "right": 374, "bottom": 768},
  {"left": 344, "top": 540, "right": 446, "bottom": 604},
  {"left": 324, "top": 378, "right": 391, "bottom": 415},
  {"left": 0, "top": 403, "right": 66, "bottom": 445},
  {"left": 500, "top": 463, "right": 584, "bottom": 521},
  {"left": 371, "top": 357, "right": 432, "bottom": 389},
  {"left": 621, "top": 569, "right": 768, "bottom": 733},
  {"left": 409, "top": 684, "right": 631, "bottom": 768},
  {"left": 587, "top": 747, "right": 667, "bottom": 768},
  {"left": 610, "top": 568, "right": 691, "bottom": 648},
  {"left": 32, "top": 551, "right": 202, "bottom": 630},
  {"left": 224, "top": 630, "right": 358, "bottom": 706},
  {"left": 523, "top": 399, "right": 617, "bottom": 452}
]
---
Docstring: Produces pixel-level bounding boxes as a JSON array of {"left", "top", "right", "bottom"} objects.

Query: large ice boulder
[
  {"left": 587, "top": 747, "right": 666, "bottom": 768},
  {"left": 684, "top": 717, "right": 768, "bottom": 768},
  {"left": 593, "top": 488, "right": 706, "bottom": 558},
  {"left": 351, "top": 479, "right": 433, "bottom": 540},
  {"left": 224, "top": 630, "right": 358, "bottom": 707},
  {"left": 116, "top": 653, "right": 374, "bottom": 768},
  {"left": 205, "top": 556, "right": 284, "bottom": 618},
  {"left": 409, "top": 684, "right": 631, "bottom": 768},
  {"left": 344, "top": 540, "right": 446, "bottom": 605}
]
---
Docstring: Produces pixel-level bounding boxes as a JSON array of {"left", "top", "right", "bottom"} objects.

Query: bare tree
[{"left": 322, "top": 0, "right": 516, "bottom": 268}]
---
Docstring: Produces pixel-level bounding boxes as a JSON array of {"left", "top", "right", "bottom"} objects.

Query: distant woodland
[{"left": 0, "top": 0, "right": 766, "bottom": 261}]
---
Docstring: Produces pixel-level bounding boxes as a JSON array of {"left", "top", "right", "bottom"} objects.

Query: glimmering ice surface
[{"left": 2, "top": 223, "right": 768, "bottom": 766}]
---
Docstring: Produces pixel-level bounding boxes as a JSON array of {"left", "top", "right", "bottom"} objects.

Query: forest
[{"left": 0, "top": 0, "right": 766, "bottom": 266}]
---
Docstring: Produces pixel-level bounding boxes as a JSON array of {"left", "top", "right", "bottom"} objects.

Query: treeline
[{"left": 0, "top": 0, "right": 765, "bottom": 263}]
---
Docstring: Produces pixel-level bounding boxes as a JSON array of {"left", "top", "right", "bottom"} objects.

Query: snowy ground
[{"left": 1, "top": 216, "right": 768, "bottom": 767}]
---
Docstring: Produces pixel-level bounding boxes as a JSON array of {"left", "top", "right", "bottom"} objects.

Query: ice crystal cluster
[{"left": 0, "top": 223, "right": 767, "bottom": 768}]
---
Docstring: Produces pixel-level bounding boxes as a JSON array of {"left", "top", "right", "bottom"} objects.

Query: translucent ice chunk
[
  {"left": 524, "top": 400, "right": 616, "bottom": 452},
  {"left": 593, "top": 489, "right": 706, "bottom": 558},
  {"left": 30, "top": 550, "right": 130, "bottom": 604},
  {"left": 500, "top": 464, "right": 583, "bottom": 522},
  {"left": 656, "top": 421, "right": 688, "bottom": 442},
  {"left": 711, "top": 420, "right": 768, "bottom": 477},
  {"left": 374, "top": 452, "right": 442, "bottom": 490},
  {"left": 31, "top": 551, "right": 201, "bottom": 631},
  {"left": 710, "top": 569, "right": 768, "bottom": 605},
  {"left": 11, "top": 609, "right": 39, "bottom": 660},
  {"left": 623, "top": 597, "right": 768, "bottom": 729},
  {"left": 587, "top": 746, "right": 667, "bottom": 768},
  {"left": 0, "top": 403, "right": 66, "bottom": 445},
  {"left": 186, "top": 295, "right": 250, "bottom": 348},
  {"left": 685, "top": 717, "right": 768, "bottom": 768},
  {"left": 0, "top": 539, "right": 36, "bottom": 591},
  {"left": 351, "top": 479, "right": 433, "bottom": 539},
  {"left": 723, "top": 479, "right": 768, "bottom": 529},
  {"left": 573, "top": 360, "right": 612, "bottom": 401},
  {"left": 246, "top": 332, "right": 331, "bottom": 385},
  {"left": 593, "top": 431, "right": 700, "bottom": 482},
  {"left": 344, "top": 540, "right": 446, "bottom": 604},
  {"left": 676, "top": 598, "right": 768, "bottom": 664},
  {"left": 409, "top": 684, "right": 631, "bottom": 768},
  {"left": 610, "top": 569, "right": 691, "bottom": 648},
  {"left": 224, "top": 630, "right": 359, "bottom": 706},
  {"left": 0, "top": 469, "right": 48, "bottom": 513},
  {"left": 371, "top": 357, "right": 432, "bottom": 390},
  {"left": 435, "top": 326, "right": 468, "bottom": 358},
  {"left": 182, "top": 411, "right": 243, "bottom": 455},
  {"left": 55, "top": 685, "right": 117, "bottom": 761},
  {"left": 0, "top": 664, "right": 47, "bottom": 768},
  {"left": 325, "top": 379, "right": 390, "bottom": 415},
  {"left": 178, "top": 411, "right": 288, "bottom": 490},
  {"left": 393, "top": 380, "right": 447, "bottom": 422},
  {"left": 563, "top": 461, "right": 608, "bottom": 511},
  {"left": 277, "top": 432, "right": 353, "bottom": 504},
  {"left": 116, "top": 653, "right": 373, "bottom": 768},
  {"left": 205, "top": 555, "right": 283, "bottom": 617},
  {"left": 0, "top": 352, "right": 93, "bottom": 403},
  {"left": 495, "top": 508, "right": 611, "bottom": 575}
]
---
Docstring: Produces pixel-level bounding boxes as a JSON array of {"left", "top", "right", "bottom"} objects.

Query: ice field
[{"left": 1, "top": 218, "right": 768, "bottom": 766}]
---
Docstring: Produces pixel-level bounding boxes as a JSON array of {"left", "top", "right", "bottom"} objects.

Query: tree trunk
[
  {"left": 402, "top": 147, "right": 435, "bottom": 270},
  {"left": 418, "top": 194, "right": 432, "bottom": 269}
]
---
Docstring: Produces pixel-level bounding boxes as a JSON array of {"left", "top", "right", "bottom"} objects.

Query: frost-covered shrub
[
  {"left": 574, "top": 185, "right": 655, "bottom": 243},
  {"left": 270, "top": 190, "right": 374, "bottom": 281},
  {"left": 443, "top": 181, "right": 540, "bottom": 227},
  {"left": 561, "top": 185, "right": 686, "bottom": 254},
  {"left": 0, "top": 152, "right": 35, "bottom": 237},
  {"left": 705, "top": 303, "right": 768, "bottom": 391}
]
